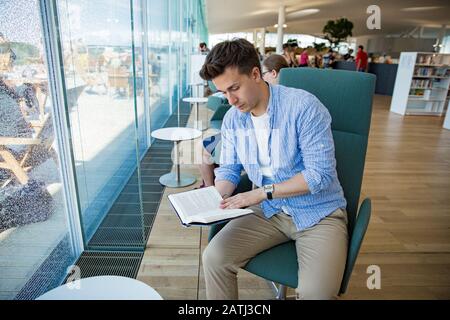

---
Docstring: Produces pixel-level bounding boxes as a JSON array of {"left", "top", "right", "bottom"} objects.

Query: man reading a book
[{"left": 199, "top": 38, "right": 348, "bottom": 300}]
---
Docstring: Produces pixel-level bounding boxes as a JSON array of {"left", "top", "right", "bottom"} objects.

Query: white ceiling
[{"left": 205, "top": 0, "right": 450, "bottom": 37}]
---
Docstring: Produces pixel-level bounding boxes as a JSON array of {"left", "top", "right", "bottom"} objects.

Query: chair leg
[{"left": 268, "top": 281, "right": 287, "bottom": 300}]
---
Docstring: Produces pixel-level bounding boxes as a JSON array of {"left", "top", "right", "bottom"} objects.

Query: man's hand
[{"left": 220, "top": 188, "right": 266, "bottom": 209}]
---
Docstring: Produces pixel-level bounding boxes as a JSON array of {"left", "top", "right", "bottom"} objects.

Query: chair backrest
[
  {"left": 279, "top": 68, "right": 375, "bottom": 235},
  {"left": 66, "top": 85, "right": 86, "bottom": 110},
  {"left": 207, "top": 80, "right": 217, "bottom": 93},
  {"left": 21, "top": 113, "right": 54, "bottom": 168}
]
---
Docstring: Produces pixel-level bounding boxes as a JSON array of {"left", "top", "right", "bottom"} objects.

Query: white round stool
[{"left": 151, "top": 127, "right": 202, "bottom": 188}]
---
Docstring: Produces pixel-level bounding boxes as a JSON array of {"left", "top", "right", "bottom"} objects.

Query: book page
[
  {"left": 169, "top": 187, "right": 254, "bottom": 224},
  {"left": 170, "top": 187, "right": 223, "bottom": 218}
]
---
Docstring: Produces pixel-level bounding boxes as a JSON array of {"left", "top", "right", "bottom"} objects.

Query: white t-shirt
[
  {"left": 251, "top": 112, "right": 291, "bottom": 216},
  {"left": 250, "top": 112, "right": 273, "bottom": 178}
]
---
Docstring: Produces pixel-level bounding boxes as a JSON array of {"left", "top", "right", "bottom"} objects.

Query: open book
[{"left": 168, "top": 186, "right": 253, "bottom": 226}]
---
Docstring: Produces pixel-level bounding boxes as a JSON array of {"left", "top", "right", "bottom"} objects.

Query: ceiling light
[
  {"left": 401, "top": 6, "right": 442, "bottom": 11},
  {"left": 287, "top": 8, "right": 320, "bottom": 19},
  {"left": 273, "top": 24, "right": 287, "bottom": 28}
]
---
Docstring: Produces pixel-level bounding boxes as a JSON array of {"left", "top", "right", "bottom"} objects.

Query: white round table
[
  {"left": 183, "top": 97, "right": 209, "bottom": 131},
  {"left": 151, "top": 127, "right": 202, "bottom": 188},
  {"left": 36, "top": 276, "right": 163, "bottom": 300},
  {"left": 189, "top": 82, "right": 205, "bottom": 97}
]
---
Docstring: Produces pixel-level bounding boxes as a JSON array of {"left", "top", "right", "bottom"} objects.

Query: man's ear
[{"left": 252, "top": 66, "right": 262, "bottom": 81}]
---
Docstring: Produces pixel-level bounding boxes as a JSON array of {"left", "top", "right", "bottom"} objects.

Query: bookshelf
[
  {"left": 444, "top": 101, "right": 450, "bottom": 130},
  {"left": 390, "top": 52, "right": 450, "bottom": 116}
]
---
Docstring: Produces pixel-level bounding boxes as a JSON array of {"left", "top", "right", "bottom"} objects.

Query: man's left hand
[{"left": 220, "top": 188, "right": 266, "bottom": 209}]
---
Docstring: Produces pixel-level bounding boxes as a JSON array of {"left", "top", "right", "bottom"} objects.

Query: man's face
[{"left": 213, "top": 66, "right": 263, "bottom": 114}]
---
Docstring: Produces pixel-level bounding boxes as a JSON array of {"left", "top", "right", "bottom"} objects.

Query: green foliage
[
  {"left": 322, "top": 18, "right": 353, "bottom": 48},
  {"left": 9, "top": 42, "right": 40, "bottom": 65},
  {"left": 313, "top": 42, "right": 327, "bottom": 52},
  {"left": 287, "top": 38, "right": 298, "bottom": 47}
]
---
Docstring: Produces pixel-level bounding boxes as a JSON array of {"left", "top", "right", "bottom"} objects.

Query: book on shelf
[
  {"left": 168, "top": 186, "right": 254, "bottom": 226},
  {"left": 417, "top": 54, "right": 435, "bottom": 65},
  {"left": 414, "top": 66, "right": 448, "bottom": 77}
]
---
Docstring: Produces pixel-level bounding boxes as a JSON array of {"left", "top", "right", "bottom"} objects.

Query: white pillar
[
  {"left": 253, "top": 29, "right": 258, "bottom": 46},
  {"left": 419, "top": 26, "right": 424, "bottom": 38},
  {"left": 438, "top": 24, "right": 447, "bottom": 53},
  {"left": 276, "top": 6, "right": 285, "bottom": 54},
  {"left": 259, "top": 28, "right": 266, "bottom": 56}
]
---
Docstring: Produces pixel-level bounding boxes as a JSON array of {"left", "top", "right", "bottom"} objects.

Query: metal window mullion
[
  {"left": 177, "top": 0, "right": 181, "bottom": 126},
  {"left": 38, "top": 0, "right": 84, "bottom": 256},
  {"left": 129, "top": 0, "right": 146, "bottom": 250},
  {"left": 141, "top": 0, "right": 151, "bottom": 147},
  {"left": 168, "top": 0, "right": 173, "bottom": 115},
  {"left": 187, "top": 0, "right": 192, "bottom": 92}
]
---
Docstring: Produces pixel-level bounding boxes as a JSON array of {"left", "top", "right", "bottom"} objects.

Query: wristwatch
[{"left": 263, "top": 184, "right": 274, "bottom": 200}]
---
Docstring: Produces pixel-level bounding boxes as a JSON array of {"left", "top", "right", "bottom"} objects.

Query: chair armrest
[
  {"left": 0, "top": 137, "right": 41, "bottom": 145},
  {"left": 339, "top": 198, "right": 371, "bottom": 294},
  {"left": 207, "top": 96, "right": 228, "bottom": 112},
  {"left": 29, "top": 113, "right": 50, "bottom": 131},
  {"left": 208, "top": 222, "right": 228, "bottom": 242},
  {"left": 210, "top": 105, "right": 231, "bottom": 121}
]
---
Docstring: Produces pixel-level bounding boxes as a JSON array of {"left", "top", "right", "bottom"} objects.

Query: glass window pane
[
  {"left": 0, "top": 0, "right": 77, "bottom": 299},
  {"left": 148, "top": 0, "right": 171, "bottom": 131},
  {"left": 56, "top": 0, "right": 145, "bottom": 248}
]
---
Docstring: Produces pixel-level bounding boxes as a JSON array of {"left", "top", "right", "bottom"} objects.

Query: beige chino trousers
[{"left": 202, "top": 206, "right": 348, "bottom": 300}]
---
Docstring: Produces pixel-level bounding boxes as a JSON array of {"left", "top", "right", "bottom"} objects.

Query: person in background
[
  {"left": 328, "top": 51, "right": 338, "bottom": 69},
  {"left": 261, "top": 54, "right": 289, "bottom": 84},
  {"left": 313, "top": 53, "right": 323, "bottom": 68},
  {"left": 378, "top": 53, "right": 389, "bottom": 63},
  {"left": 355, "top": 45, "right": 368, "bottom": 72},
  {"left": 322, "top": 50, "right": 331, "bottom": 68},
  {"left": 199, "top": 42, "right": 210, "bottom": 54},
  {"left": 198, "top": 54, "right": 289, "bottom": 188},
  {"left": 256, "top": 48, "right": 264, "bottom": 62},
  {"left": 298, "top": 49, "right": 310, "bottom": 67},
  {"left": 343, "top": 49, "right": 354, "bottom": 61},
  {"left": 0, "top": 79, "right": 34, "bottom": 139},
  {"left": 290, "top": 41, "right": 299, "bottom": 63},
  {"left": 282, "top": 43, "right": 297, "bottom": 67}
]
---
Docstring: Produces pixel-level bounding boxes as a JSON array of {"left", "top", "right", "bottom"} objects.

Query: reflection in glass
[
  {"left": 0, "top": 0, "right": 76, "bottom": 300},
  {"left": 57, "top": 0, "right": 145, "bottom": 247}
]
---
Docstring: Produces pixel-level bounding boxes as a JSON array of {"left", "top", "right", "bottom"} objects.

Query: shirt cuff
[
  {"left": 301, "top": 169, "right": 322, "bottom": 194},
  {"left": 214, "top": 167, "right": 241, "bottom": 186}
]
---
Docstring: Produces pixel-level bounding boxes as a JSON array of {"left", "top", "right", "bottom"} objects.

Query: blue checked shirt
[{"left": 215, "top": 83, "right": 347, "bottom": 231}]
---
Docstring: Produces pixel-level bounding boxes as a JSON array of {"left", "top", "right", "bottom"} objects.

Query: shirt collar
[{"left": 239, "top": 82, "right": 275, "bottom": 123}]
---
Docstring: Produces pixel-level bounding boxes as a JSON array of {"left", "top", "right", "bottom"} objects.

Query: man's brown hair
[
  {"left": 199, "top": 38, "right": 261, "bottom": 80},
  {"left": 262, "top": 54, "right": 289, "bottom": 74}
]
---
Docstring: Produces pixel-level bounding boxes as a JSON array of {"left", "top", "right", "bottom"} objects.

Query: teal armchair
[
  {"left": 208, "top": 68, "right": 375, "bottom": 298},
  {"left": 207, "top": 80, "right": 231, "bottom": 130}
]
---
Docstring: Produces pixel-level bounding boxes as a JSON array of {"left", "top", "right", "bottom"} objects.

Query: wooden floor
[{"left": 137, "top": 95, "right": 450, "bottom": 300}]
